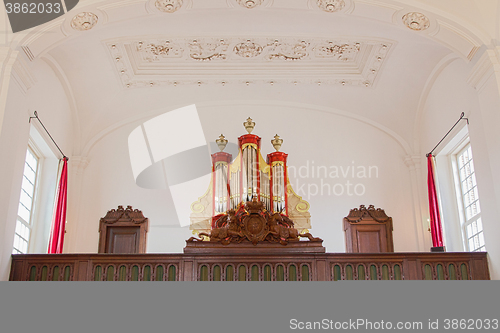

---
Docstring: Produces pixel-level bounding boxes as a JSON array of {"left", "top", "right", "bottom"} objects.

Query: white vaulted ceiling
[{"left": 12, "top": 0, "right": 492, "bottom": 155}]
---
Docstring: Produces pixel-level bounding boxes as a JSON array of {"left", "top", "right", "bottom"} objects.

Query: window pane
[
  {"left": 26, "top": 155, "right": 37, "bottom": 170},
  {"left": 21, "top": 176, "right": 34, "bottom": 196},
  {"left": 18, "top": 205, "right": 30, "bottom": 223},
  {"left": 24, "top": 164, "right": 36, "bottom": 184},
  {"left": 23, "top": 224, "right": 30, "bottom": 240},
  {"left": 15, "top": 220, "right": 22, "bottom": 235},
  {"left": 19, "top": 190, "right": 33, "bottom": 212},
  {"left": 457, "top": 143, "right": 486, "bottom": 252},
  {"left": 14, "top": 235, "right": 19, "bottom": 250},
  {"left": 479, "top": 233, "right": 485, "bottom": 246},
  {"left": 14, "top": 147, "right": 39, "bottom": 255},
  {"left": 21, "top": 239, "right": 28, "bottom": 253},
  {"left": 477, "top": 218, "right": 483, "bottom": 231}
]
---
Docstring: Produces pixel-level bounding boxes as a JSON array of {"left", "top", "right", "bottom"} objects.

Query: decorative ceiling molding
[
  {"left": 12, "top": 57, "right": 36, "bottom": 94},
  {"left": 154, "top": 0, "right": 183, "bottom": 13},
  {"left": 467, "top": 49, "right": 497, "bottom": 93},
  {"left": 402, "top": 12, "right": 429, "bottom": 31},
  {"left": 236, "top": 0, "right": 263, "bottom": 9},
  {"left": 316, "top": 0, "right": 345, "bottom": 12},
  {"left": 105, "top": 37, "right": 393, "bottom": 88},
  {"left": 71, "top": 12, "right": 99, "bottom": 31}
]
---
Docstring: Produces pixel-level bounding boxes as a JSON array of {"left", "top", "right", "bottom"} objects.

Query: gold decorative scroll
[
  {"left": 259, "top": 153, "right": 270, "bottom": 174},
  {"left": 286, "top": 177, "right": 311, "bottom": 231}
]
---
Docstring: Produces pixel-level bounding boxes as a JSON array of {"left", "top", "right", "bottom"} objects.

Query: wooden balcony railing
[{"left": 10, "top": 252, "right": 489, "bottom": 281}]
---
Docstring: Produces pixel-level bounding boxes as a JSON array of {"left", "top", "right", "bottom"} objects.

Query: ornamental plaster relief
[
  {"left": 402, "top": 12, "right": 430, "bottom": 31},
  {"left": 316, "top": 0, "right": 345, "bottom": 13},
  {"left": 236, "top": 0, "right": 264, "bottom": 9},
  {"left": 106, "top": 37, "right": 392, "bottom": 88},
  {"left": 154, "top": 0, "right": 183, "bottom": 13},
  {"left": 70, "top": 12, "right": 98, "bottom": 31}
]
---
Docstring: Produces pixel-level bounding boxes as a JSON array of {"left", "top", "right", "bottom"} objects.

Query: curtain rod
[
  {"left": 427, "top": 112, "right": 469, "bottom": 157},
  {"left": 29, "top": 111, "right": 68, "bottom": 160}
]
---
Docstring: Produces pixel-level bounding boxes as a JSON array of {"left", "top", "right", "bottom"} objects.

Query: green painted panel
[
  {"left": 200, "top": 265, "right": 209, "bottom": 281},
  {"left": 106, "top": 266, "right": 115, "bottom": 281},
  {"left": 424, "top": 264, "right": 433, "bottom": 280},
  {"left": 276, "top": 265, "right": 284, "bottom": 281},
  {"left": 94, "top": 266, "right": 102, "bottom": 281},
  {"left": 29, "top": 266, "right": 37, "bottom": 281},
  {"left": 168, "top": 265, "right": 176, "bottom": 281},
  {"left": 437, "top": 264, "right": 445, "bottom": 280},
  {"left": 63, "top": 266, "right": 71, "bottom": 281},
  {"left": 357, "top": 265, "right": 365, "bottom": 280},
  {"left": 251, "top": 265, "right": 259, "bottom": 281},
  {"left": 143, "top": 265, "right": 151, "bottom": 281},
  {"left": 52, "top": 266, "right": 60, "bottom": 281},
  {"left": 238, "top": 266, "right": 246, "bottom": 281},
  {"left": 41, "top": 266, "right": 48, "bottom": 281},
  {"left": 119, "top": 266, "right": 127, "bottom": 281},
  {"left": 333, "top": 265, "right": 341, "bottom": 281},
  {"left": 448, "top": 264, "right": 457, "bottom": 280},
  {"left": 345, "top": 265, "right": 353, "bottom": 280},
  {"left": 461, "top": 264, "right": 469, "bottom": 280},
  {"left": 213, "top": 265, "right": 221, "bottom": 281},
  {"left": 131, "top": 266, "right": 139, "bottom": 281},
  {"left": 381, "top": 265, "right": 389, "bottom": 280},
  {"left": 289, "top": 265, "right": 297, "bottom": 281},
  {"left": 156, "top": 266, "right": 164, "bottom": 281},
  {"left": 263, "top": 265, "right": 272, "bottom": 281},
  {"left": 301, "top": 265, "right": 310, "bottom": 281},
  {"left": 225, "top": 265, "right": 234, "bottom": 281},
  {"left": 394, "top": 265, "right": 402, "bottom": 280},
  {"left": 370, "top": 265, "right": 378, "bottom": 280}
]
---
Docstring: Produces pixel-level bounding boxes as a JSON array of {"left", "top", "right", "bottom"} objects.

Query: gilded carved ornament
[
  {"left": 216, "top": 134, "right": 228, "bottom": 151},
  {"left": 271, "top": 134, "right": 283, "bottom": 151},
  {"left": 244, "top": 117, "right": 255, "bottom": 133}
]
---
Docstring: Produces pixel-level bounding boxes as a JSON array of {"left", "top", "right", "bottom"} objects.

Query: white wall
[
  {"left": 69, "top": 102, "right": 419, "bottom": 254},
  {"left": 419, "top": 52, "right": 500, "bottom": 279},
  {"left": 0, "top": 81, "right": 31, "bottom": 281},
  {"left": 0, "top": 59, "right": 74, "bottom": 280}
]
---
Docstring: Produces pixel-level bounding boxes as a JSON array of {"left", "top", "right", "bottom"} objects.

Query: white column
[{"left": 404, "top": 154, "right": 430, "bottom": 252}]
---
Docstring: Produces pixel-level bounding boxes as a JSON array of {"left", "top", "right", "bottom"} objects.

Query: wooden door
[{"left": 105, "top": 226, "right": 141, "bottom": 253}]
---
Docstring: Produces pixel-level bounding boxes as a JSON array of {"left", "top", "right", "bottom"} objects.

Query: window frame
[
  {"left": 451, "top": 140, "right": 485, "bottom": 252},
  {"left": 13, "top": 142, "right": 42, "bottom": 254}
]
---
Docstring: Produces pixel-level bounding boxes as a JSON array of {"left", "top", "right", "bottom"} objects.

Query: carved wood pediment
[
  {"left": 99, "top": 205, "right": 148, "bottom": 225},
  {"left": 344, "top": 204, "right": 390, "bottom": 223}
]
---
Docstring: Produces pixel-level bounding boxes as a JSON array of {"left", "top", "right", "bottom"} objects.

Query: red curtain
[
  {"left": 48, "top": 157, "right": 68, "bottom": 254},
  {"left": 427, "top": 154, "right": 444, "bottom": 247}
]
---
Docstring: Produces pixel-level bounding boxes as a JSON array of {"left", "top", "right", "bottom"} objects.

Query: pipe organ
[{"left": 190, "top": 118, "right": 311, "bottom": 235}]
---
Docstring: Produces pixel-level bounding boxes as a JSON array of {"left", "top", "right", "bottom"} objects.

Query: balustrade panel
[{"left": 10, "top": 252, "right": 489, "bottom": 281}]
